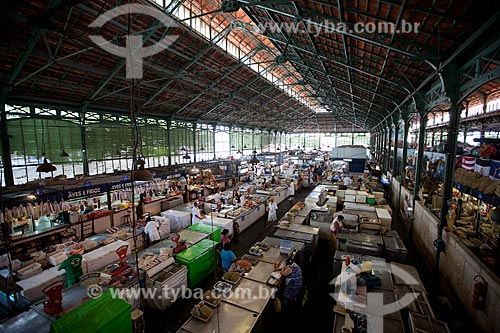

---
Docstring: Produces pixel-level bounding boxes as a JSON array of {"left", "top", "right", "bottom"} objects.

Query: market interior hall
[{"left": 0, "top": 0, "right": 500, "bottom": 333}]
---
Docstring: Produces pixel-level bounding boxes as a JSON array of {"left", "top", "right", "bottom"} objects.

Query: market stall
[
  {"left": 175, "top": 239, "right": 217, "bottom": 287},
  {"left": 145, "top": 263, "right": 188, "bottom": 311},
  {"left": 188, "top": 223, "right": 222, "bottom": 242}
]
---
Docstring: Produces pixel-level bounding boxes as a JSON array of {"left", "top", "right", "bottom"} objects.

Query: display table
[
  {"left": 178, "top": 229, "right": 209, "bottom": 246},
  {"left": 175, "top": 239, "right": 217, "bottom": 287},
  {"left": 261, "top": 236, "right": 305, "bottom": 268},
  {"left": 145, "top": 263, "right": 188, "bottom": 310},
  {"left": 255, "top": 186, "right": 288, "bottom": 204},
  {"left": 276, "top": 224, "right": 319, "bottom": 259},
  {"left": 231, "top": 203, "right": 265, "bottom": 232},
  {"left": 82, "top": 239, "right": 131, "bottom": 273},
  {"left": 16, "top": 266, "right": 65, "bottom": 302},
  {"left": 272, "top": 229, "right": 315, "bottom": 262},
  {"left": 332, "top": 252, "right": 405, "bottom": 333},
  {"left": 222, "top": 277, "right": 275, "bottom": 313},
  {"left": 244, "top": 260, "right": 275, "bottom": 284},
  {"left": 198, "top": 214, "right": 234, "bottom": 236},
  {"left": 188, "top": 223, "right": 221, "bottom": 242},
  {"left": 179, "top": 301, "right": 259, "bottom": 333},
  {"left": 161, "top": 209, "right": 191, "bottom": 232},
  {"left": 336, "top": 233, "right": 384, "bottom": 257}
]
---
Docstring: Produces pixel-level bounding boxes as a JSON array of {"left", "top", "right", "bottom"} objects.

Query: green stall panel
[
  {"left": 188, "top": 223, "right": 221, "bottom": 242},
  {"left": 175, "top": 239, "right": 217, "bottom": 287},
  {"left": 51, "top": 289, "right": 132, "bottom": 333}
]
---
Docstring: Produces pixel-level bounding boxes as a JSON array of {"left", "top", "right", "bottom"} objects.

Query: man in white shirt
[
  {"left": 191, "top": 201, "right": 203, "bottom": 224},
  {"left": 343, "top": 175, "right": 353, "bottom": 187},
  {"left": 288, "top": 181, "right": 295, "bottom": 201}
]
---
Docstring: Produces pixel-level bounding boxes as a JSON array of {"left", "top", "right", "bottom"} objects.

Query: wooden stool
[
  {"left": 122, "top": 213, "right": 132, "bottom": 226},
  {"left": 131, "top": 309, "right": 145, "bottom": 333}
]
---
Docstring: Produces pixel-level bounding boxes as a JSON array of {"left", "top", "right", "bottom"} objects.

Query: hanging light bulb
[
  {"left": 183, "top": 153, "right": 191, "bottom": 160},
  {"left": 60, "top": 149, "right": 69, "bottom": 157},
  {"left": 276, "top": 147, "right": 281, "bottom": 151},
  {"left": 243, "top": 145, "right": 247, "bottom": 149},
  {"left": 36, "top": 157, "right": 57, "bottom": 173},
  {"left": 237, "top": 149, "right": 242, "bottom": 154},
  {"left": 181, "top": 147, "right": 186, "bottom": 152},
  {"left": 200, "top": 147, "right": 205, "bottom": 151},
  {"left": 231, "top": 145, "right": 235, "bottom": 149}
]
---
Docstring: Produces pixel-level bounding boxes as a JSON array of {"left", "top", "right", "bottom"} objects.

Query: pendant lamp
[{"left": 37, "top": 158, "right": 57, "bottom": 173}]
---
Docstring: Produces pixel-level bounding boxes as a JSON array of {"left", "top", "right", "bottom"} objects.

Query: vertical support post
[
  {"left": 80, "top": 104, "right": 89, "bottom": 176},
  {"left": 413, "top": 112, "right": 427, "bottom": 201},
  {"left": 393, "top": 115, "right": 400, "bottom": 177},
  {"left": 401, "top": 113, "right": 410, "bottom": 184},
  {"left": 193, "top": 122, "right": 197, "bottom": 163},
  {"left": 386, "top": 121, "right": 393, "bottom": 175},
  {"left": 167, "top": 119, "right": 172, "bottom": 166},
  {"left": 351, "top": 123, "right": 355, "bottom": 145},
  {"left": 212, "top": 124, "right": 216, "bottom": 160},
  {"left": 0, "top": 89, "right": 14, "bottom": 186},
  {"left": 436, "top": 63, "right": 461, "bottom": 277},
  {"left": 229, "top": 126, "right": 232, "bottom": 156}
]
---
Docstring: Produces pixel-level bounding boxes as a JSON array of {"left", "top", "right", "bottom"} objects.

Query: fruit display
[
  {"left": 229, "top": 264, "right": 247, "bottom": 274},
  {"left": 253, "top": 242, "right": 270, "bottom": 251},
  {"left": 241, "top": 254, "right": 260, "bottom": 265},
  {"left": 191, "top": 301, "right": 213, "bottom": 322},
  {"left": 236, "top": 260, "right": 252, "bottom": 271},
  {"left": 223, "top": 271, "right": 241, "bottom": 284},
  {"left": 202, "top": 290, "right": 220, "bottom": 307},
  {"left": 249, "top": 245, "right": 263, "bottom": 256}
]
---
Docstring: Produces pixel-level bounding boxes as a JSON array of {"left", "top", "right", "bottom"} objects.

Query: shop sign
[
  {"left": 65, "top": 185, "right": 107, "bottom": 199},
  {"left": 110, "top": 181, "right": 134, "bottom": 191}
]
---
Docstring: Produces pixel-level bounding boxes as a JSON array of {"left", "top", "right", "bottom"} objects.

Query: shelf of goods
[
  {"left": 145, "top": 263, "right": 188, "bottom": 310},
  {"left": 261, "top": 236, "right": 305, "bottom": 268},
  {"left": 342, "top": 204, "right": 381, "bottom": 233},
  {"left": 175, "top": 239, "right": 217, "bottom": 287},
  {"left": 188, "top": 223, "right": 221, "bottom": 242}
]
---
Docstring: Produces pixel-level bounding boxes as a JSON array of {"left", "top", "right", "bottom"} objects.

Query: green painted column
[
  {"left": 401, "top": 113, "right": 410, "bottom": 184},
  {"left": 213, "top": 124, "right": 216, "bottom": 160},
  {"left": 79, "top": 104, "right": 89, "bottom": 176},
  {"left": 193, "top": 122, "right": 197, "bottom": 163},
  {"left": 439, "top": 65, "right": 461, "bottom": 237},
  {"left": 413, "top": 111, "right": 427, "bottom": 200},
  {"left": 386, "top": 121, "right": 393, "bottom": 175},
  {"left": 0, "top": 88, "right": 14, "bottom": 186},
  {"left": 393, "top": 115, "right": 400, "bottom": 177},
  {"left": 167, "top": 119, "right": 172, "bottom": 166}
]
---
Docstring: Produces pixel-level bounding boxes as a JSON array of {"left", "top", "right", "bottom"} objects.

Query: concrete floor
[{"left": 145, "top": 184, "right": 474, "bottom": 333}]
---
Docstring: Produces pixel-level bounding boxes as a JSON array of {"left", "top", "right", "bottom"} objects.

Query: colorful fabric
[
  {"left": 458, "top": 156, "right": 475, "bottom": 171},
  {"left": 490, "top": 160, "right": 500, "bottom": 179},
  {"left": 475, "top": 158, "right": 491, "bottom": 176}
]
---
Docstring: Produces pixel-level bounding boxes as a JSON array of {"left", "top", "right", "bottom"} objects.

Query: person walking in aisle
[
  {"left": 288, "top": 181, "right": 295, "bottom": 202},
  {"left": 267, "top": 197, "right": 278, "bottom": 228}
]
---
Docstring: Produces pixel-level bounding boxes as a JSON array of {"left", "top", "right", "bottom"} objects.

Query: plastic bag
[{"left": 274, "top": 297, "right": 281, "bottom": 313}]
